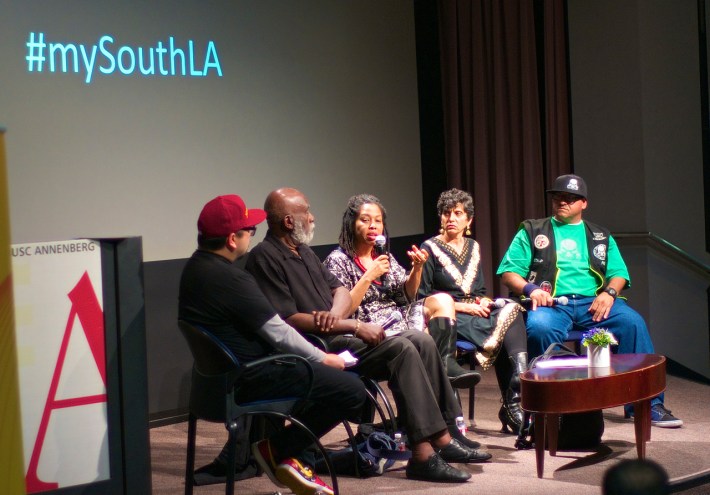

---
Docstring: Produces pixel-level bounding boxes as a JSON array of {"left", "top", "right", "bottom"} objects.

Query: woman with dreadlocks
[{"left": 323, "top": 193, "right": 480, "bottom": 388}]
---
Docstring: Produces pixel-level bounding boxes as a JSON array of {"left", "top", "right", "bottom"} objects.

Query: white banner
[{"left": 12, "top": 239, "right": 109, "bottom": 493}]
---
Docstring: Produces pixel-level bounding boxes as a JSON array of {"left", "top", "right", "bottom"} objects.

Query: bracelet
[
  {"left": 523, "top": 283, "right": 540, "bottom": 297},
  {"left": 354, "top": 320, "right": 360, "bottom": 336}
]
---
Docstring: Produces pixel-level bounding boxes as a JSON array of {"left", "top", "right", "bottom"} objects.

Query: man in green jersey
[{"left": 497, "top": 174, "right": 682, "bottom": 428}]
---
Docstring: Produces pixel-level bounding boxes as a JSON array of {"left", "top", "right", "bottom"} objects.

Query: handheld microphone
[
  {"left": 374, "top": 235, "right": 387, "bottom": 255},
  {"left": 491, "top": 298, "right": 508, "bottom": 309},
  {"left": 518, "top": 295, "right": 569, "bottom": 308},
  {"left": 373, "top": 234, "right": 389, "bottom": 289},
  {"left": 381, "top": 311, "right": 403, "bottom": 330}
]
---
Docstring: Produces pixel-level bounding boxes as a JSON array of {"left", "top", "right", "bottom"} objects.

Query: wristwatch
[{"left": 603, "top": 287, "right": 618, "bottom": 299}]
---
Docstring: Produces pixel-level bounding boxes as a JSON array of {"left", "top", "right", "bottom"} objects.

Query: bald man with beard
[{"left": 246, "top": 187, "right": 492, "bottom": 483}]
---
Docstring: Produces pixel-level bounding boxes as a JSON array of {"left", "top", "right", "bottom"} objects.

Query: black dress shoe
[
  {"left": 447, "top": 425, "right": 481, "bottom": 449},
  {"left": 437, "top": 438, "right": 492, "bottom": 463},
  {"left": 405, "top": 453, "right": 471, "bottom": 482},
  {"left": 448, "top": 371, "right": 482, "bottom": 389}
]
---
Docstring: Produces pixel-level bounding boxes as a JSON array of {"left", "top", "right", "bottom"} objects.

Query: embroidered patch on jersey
[
  {"left": 593, "top": 244, "right": 607, "bottom": 261},
  {"left": 534, "top": 234, "right": 550, "bottom": 249},
  {"left": 592, "top": 232, "right": 607, "bottom": 241}
]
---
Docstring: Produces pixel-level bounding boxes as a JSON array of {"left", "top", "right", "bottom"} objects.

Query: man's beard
[{"left": 292, "top": 218, "right": 315, "bottom": 245}]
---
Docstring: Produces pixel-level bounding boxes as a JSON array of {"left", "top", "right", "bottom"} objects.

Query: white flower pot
[
  {"left": 588, "top": 366, "right": 611, "bottom": 378},
  {"left": 587, "top": 344, "right": 611, "bottom": 367}
]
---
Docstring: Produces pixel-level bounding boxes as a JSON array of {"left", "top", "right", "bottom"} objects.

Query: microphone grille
[
  {"left": 557, "top": 296, "right": 569, "bottom": 306},
  {"left": 374, "top": 235, "right": 386, "bottom": 246}
]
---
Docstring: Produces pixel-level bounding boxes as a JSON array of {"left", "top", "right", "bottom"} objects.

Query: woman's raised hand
[{"left": 407, "top": 245, "right": 429, "bottom": 268}]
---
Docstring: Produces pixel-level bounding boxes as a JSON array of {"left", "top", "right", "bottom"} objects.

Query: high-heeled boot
[
  {"left": 498, "top": 351, "right": 527, "bottom": 434},
  {"left": 428, "top": 317, "right": 481, "bottom": 389}
]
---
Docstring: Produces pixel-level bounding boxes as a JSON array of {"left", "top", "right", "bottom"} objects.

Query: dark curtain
[{"left": 427, "top": 0, "right": 572, "bottom": 295}]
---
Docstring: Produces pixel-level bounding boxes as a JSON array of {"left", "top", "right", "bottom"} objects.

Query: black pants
[
  {"left": 234, "top": 360, "right": 367, "bottom": 461},
  {"left": 327, "top": 330, "right": 462, "bottom": 444}
]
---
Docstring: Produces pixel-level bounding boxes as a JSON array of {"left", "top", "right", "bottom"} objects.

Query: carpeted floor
[{"left": 150, "top": 366, "right": 710, "bottom": 495}]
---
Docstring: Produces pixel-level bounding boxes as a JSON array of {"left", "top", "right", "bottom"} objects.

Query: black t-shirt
[
  {"left": 178, "top": 249, "right": 277, "bottom": 362},
  {"left": 245, "top": 231, "right": 342, "bottom": 318}
]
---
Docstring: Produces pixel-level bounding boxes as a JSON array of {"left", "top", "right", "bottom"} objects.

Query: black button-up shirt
[{"left": 246, "top": 231, "right": 342, "bottom": 318}]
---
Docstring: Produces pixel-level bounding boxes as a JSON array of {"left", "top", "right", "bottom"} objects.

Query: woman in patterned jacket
[{"left": 324, "top": 193, "right": 480, "bottom": 389}]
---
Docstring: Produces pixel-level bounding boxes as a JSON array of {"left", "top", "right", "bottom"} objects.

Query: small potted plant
[{"left": 581, "top": 327, "right": 618, "bottom": 367}]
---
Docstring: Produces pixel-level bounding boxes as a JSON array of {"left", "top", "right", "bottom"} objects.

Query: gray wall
[{"left": 568, "top": 0, "right": 710, "bottom": 378}]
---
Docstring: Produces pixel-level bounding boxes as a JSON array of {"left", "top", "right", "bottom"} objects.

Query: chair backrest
[
  {"left": 178, "top": 320, "right": 241, "bottom": 422},
  {"left": 178, "top": 320, "right": 239, "bottom": 375}
]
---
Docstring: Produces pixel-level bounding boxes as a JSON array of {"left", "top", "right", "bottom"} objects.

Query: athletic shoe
[
  {"left": 252, "top": 439, "right": 286, "bottom": 487},
  {"left": 275, "top": 457, "right": 334, "bottom": 495},
  {"left": 625, "top": 404, "right": 684, "bottom": 428},
  {"left": 650, "top": 404, "right": 683, "bottom": 428}
]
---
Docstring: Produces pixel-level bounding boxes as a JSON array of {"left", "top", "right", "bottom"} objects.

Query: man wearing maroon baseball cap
[
  {"left": 197, "top": 194, "right": 267, "bottom": 240},
  {"left": 179, "top": 194, "right": 367, "bottom": 495}
]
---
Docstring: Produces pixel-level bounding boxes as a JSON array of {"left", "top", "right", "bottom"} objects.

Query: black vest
[{"left": 520, "top": 218, "right": 610, "bottom": 295}]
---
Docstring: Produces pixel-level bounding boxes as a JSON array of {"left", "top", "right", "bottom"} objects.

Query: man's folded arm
[{"left": 286, "top": 312, "right": 359, "bottom": 335}]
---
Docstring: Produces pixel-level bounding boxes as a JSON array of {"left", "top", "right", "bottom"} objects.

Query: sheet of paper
[{"left": 338, "top": 350, "right": 359, "bottom": 367}]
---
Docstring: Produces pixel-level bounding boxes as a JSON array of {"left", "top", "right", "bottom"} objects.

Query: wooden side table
[{"left": 520, "top": 354, "right": 666, "bottom": 478}]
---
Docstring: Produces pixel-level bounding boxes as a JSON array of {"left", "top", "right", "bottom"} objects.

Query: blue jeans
[{"left": 525, "top": 296, "right": 663, "bottom": 409}]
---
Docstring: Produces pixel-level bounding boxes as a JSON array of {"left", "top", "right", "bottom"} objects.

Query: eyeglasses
[
  {"left": 241, "top": 226, "right": 257, "bottom": 236},
  {"left": 551, "top": 194, "right": 583, "bottom": 205}
]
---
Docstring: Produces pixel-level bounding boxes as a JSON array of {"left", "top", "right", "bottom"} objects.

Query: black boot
[
  {"left": 498, "top": 351, "right": 527, "bottom": 434},
  {"left": 428, "top": 317, "right": 481, "bottom": 389},
  {"left": 498, "top": 352, "right": 527, "bottom": 433}
]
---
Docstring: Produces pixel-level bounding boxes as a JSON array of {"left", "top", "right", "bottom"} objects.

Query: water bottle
[
  {"left": 394, "top": 432, "right": 405, "bottom": 451},
  {"left": 455, "top": 416, "right": 467, "bottom": 437}
]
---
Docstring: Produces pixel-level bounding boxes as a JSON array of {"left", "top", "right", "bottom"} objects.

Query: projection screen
[{"left": 0, "top": 0, "right": 424, "bottom": 262}]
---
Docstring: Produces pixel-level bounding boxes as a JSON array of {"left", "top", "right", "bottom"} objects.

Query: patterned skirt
[{"left": 455, "top": 302, "right": 524, "bottom": 370}]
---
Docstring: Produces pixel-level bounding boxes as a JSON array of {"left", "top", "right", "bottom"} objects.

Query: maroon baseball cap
[{"left": 197, "top": 195, "right": 266, "bottom": 238}]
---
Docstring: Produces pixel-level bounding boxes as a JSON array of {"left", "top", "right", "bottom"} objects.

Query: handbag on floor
[{"left": 314, "top": 430, "right": 411, "bottom": 478}]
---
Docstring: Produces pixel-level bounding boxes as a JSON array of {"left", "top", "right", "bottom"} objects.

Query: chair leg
[
  {"left": 342, "top": 421, "right": 360, "bottom": 477},
  {"left": 225, "top": 420, "right": 239, "bottom": 495},
  {"left": 364, "top": 388, "right": 393, "bottom": 436},
  {"left": 468, "top": 354, "right": 477, "bottom": 426},
  {"left": 185, "top": 415, "right": 197, "bottom": 495},
  {"left": 468, "top": 386, "right": 476, "bottom": 425},
  {"left": 366, "top": 379, "right": 398, "bottom": 434}
]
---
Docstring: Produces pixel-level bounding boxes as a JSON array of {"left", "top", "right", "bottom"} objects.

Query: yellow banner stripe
[{"left": 0, "top": 130, "right": 27, "bottom": 495}]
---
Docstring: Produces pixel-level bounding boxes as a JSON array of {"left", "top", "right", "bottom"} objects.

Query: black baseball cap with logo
[{"left": 546, "top": 174, "right": 588, "bottom": 199}]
